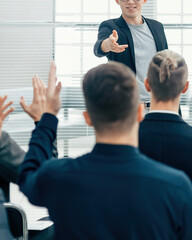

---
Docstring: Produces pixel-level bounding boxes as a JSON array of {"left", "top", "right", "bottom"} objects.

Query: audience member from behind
[
  {"left": 19, "top": 61, "right": 192, "bottom": 240},
  {"left": 139, "top": 50, "right": 192, "bottom": 179}
]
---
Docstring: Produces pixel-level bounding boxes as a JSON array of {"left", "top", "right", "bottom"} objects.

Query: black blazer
[
  {"left": 94, "top": 15, "right": 168, "bottom": 73},
  {"left": 139, "top": 112, "right": 192, "bottom": 180}
]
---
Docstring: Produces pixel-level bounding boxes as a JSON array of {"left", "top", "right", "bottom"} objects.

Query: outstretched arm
[{"left": 94, "top": 21, "right": 128, "bottom": 57}]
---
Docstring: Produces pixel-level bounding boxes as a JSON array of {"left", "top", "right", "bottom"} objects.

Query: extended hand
[
  {"left": 102, "top": 30, "right": 128, "bottom": 53},
  {"left": 0, "top": 95, "right": 14, "bottom": 136},
  {"left": 20, "top": 75, "right": 46, "bottom": 122},
  {"left": 45, "top": 61, "right": 61, "bottom": 116}
]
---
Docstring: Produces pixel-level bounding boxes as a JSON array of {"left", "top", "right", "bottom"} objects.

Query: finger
[
  {"left": 36, "top": 76, "right": 44, "bottom": 97},
  {"left": 112, "top": 30, "right": 118, "bottom": 38},
  {"left": 112, "top": 44, "right": 128, "bottom": 51},
  {"left": 38, "top": 77, "right": 46, "bottom": 96},
  {"left": 2, "top": 107, "right": 14, "bottom": 120},
  {"left": 111, "top": 48, "right": 126, "bottom": 53},
  {"left": 32, "top": 76, "right": 39, "bottom": 101},
  {"left": 48, "top": 61, "right": 57, "bottom": 94},
  {"left": 20, "top": 96, "right": 29, "bottom": 112},
  {"left": 110, "top": 34, "right": 117, "bottom": 44},
  {"left": 115, "top": 48, "right": 126, "bottom": 53},
  {"left": 120, "top": 44, "right": 128, "bottom": 48},
  {"left": 55, "top": 81, "right": 62, "bottom": 96},
  {"left": 1, "top": 100, "right": 13, "bottom": 113},
  {"left": 0, "top": 95, "right": 8, "bottom": 106},
  {"left": 112, "top": 43, "right": 128, "bottom": 48}
]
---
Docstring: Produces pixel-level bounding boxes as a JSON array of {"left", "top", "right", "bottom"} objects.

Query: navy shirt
[{"left": 19, "top": 113, "right": 192, "bottom": 240}]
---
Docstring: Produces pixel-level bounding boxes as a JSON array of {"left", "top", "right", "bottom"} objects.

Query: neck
[
  {"left": 150, "top": 95, "right": 180, "bottom": 113},
  {"left": 122, "top": 14, "right": 143, "bottom": 25},
  {"left": 95, "top": 123, "right": 139, "bottom": 147}
]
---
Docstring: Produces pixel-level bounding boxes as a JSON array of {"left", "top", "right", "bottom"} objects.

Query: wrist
[
  {"left": 45, "top": 108, "right": 58, "bottom": 116},
  {"left": 101, "top": 39, "right": 110, "bottom": 53},
  {"left": 30, "top": 114, "right": 41, "bottom": 122}
]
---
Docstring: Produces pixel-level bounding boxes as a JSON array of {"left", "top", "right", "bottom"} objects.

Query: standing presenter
[{"left": 94, "top": 0, "right": 168, "bottom": 104}]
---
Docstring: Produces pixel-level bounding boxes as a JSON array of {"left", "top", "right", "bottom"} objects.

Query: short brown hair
[
  {"left": 147, "top": 50, "right": 188, "bottom": 102},
  {"left": 82, "top": 61, "right": 139, "bottom": 133}
]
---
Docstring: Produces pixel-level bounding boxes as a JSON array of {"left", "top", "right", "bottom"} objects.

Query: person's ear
[
  {"left": 182, "top": 81, "right": 189, "bottom": 94},
  {"left": 83, "top": 111, "right": 93, "bottom": 126},
  {"left": 143, "top": 0, "right": 147, "bottom": 4},
  {"left": 137, "top": 103, "right": 144, "bottom": 123},
  {"left": 115, "top": 0, "right": 120, "bottom": 5},
  {"left": 144, "top": 78, "right": 151, "bottom": 92}
]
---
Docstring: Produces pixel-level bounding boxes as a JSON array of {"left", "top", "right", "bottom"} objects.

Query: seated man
[
  {"left": 19, "top": 61, "right": 192, "bottom": 239},
  {"left": 139, "top": 49, "right": 192, "bottom": 180}
]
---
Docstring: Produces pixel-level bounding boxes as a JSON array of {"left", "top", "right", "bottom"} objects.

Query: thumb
[
  {"left": 20, "top": 96, "right": 29, "bottom": 112},
  {"left": 55, "top": 82, "right": 62, "bottom": 96},
  {"left": 112, "top": 30, "right": 118, "bottom": 38}
]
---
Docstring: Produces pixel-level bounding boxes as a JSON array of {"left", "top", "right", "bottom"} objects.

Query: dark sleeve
[
  {"left": 18, "top": 113, "right": 58, "bottom": 206},
  {"left": 35, "top": 121, "right": 58, "bottom": 157},
  {"left": 162, "top": 23, "right": 168, "bottom": 49},
  {"left": 94, "top": 21, "right": 113, "bottom": 58},
  {"left": 0, "top": 131, "right": 25, "bottom": 183}
]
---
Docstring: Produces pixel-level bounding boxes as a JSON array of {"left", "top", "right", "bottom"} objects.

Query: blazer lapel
[
  {"left": 144, "top": 17, "right": 163, "bottom": 51},
  {"left": 116, "top": 15, "right": 135, "bottom": 65}
]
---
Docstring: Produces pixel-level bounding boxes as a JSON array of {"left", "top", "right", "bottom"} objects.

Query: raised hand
[
  {"left": 0, "top": 95, "right": 14, "bottom": 135},
  {"left": 45, "top": 61, "right": 61, "bottom": 116},
  {"left": 101, "top": 30, "right": 128, "bottom": 53},
  {"left": 20, "top": 75, "right": 46, "bottom": 122}
]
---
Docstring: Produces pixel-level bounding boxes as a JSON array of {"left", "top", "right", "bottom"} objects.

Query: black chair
[
  {"left": 3, "top": 202, "right": 28, "bottom": 240},
  {"left": 0, "top": 189, "right": 14, "bottom": 240}
]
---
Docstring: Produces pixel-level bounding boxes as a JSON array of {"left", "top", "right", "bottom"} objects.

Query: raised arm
[
  {"left": 19, "top": 62, "right": 61, "bottom": 205},
  {"left": 20, "top": 75, "right": 58, "bottom": 157}
]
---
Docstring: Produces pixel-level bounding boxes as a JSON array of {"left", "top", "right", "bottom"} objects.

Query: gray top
[{"left": 127, "top": 20, "right": 157, "bottom": 101}]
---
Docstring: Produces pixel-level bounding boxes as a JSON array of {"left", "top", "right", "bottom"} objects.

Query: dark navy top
[{"left": 19, "top": 113, "right": 192, "bottom": 240}]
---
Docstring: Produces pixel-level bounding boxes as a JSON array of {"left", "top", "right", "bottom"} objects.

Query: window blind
[{"left": 0, "top": 0, "right": 192, "bottom": 159}]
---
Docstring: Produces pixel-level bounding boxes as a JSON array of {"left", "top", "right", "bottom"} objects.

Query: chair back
[
  {"left": 3, "top": 202, "right": 28, "bottom": 240},
  {"left": 0, "top": 189, "right": 14, "bottom": 240}
]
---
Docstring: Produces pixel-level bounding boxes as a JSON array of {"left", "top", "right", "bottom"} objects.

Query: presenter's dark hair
[
  {"left": 147, "top": 50, "right": 188, "bottom": 102},
  {"left": 82, "top": 61, "right": 139, "bottom": 133}
]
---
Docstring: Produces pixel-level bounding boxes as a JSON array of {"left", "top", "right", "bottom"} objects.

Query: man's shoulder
[
  {"left": 140, "top": 153, "right": 191, "bottom": 190},
  {"left": 0, "top": 131, "right": 10, "bottom": 140},
  {"left": 37, "top": 150, "right": 192, "bottom": 197},
  {"left": 38, "top": 154, "right": 89, "bottom": 175},
  {"left": 140, "top": 113, "right": 192, "bottom": 131},
  {"left": 144, "top": 17, "right": 164, "bottom": 27},
  {"left": 99, "top": 17, "right": 121, "bottom": 28}
]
